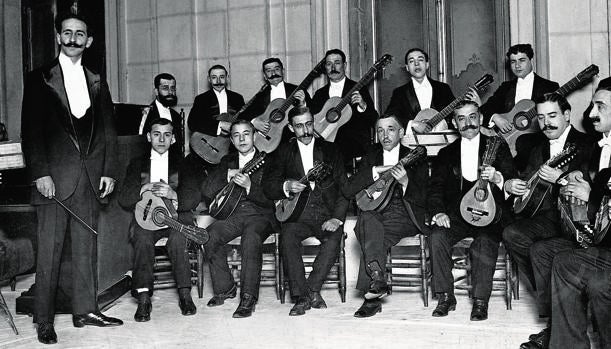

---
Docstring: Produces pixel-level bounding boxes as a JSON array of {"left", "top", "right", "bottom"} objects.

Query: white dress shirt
[
  {"left": 138, "top": 100, "right": 173, "bottom": 135},
  {"left": 514, "top": 71, "right": 535, "bottom": 104},
  {"left": 461, "top": 134, "right": 481, "bottom": 182},
  {"left": 149, "top": 149, "right": 169, "bottom": 184},
  {"left": 214, "top": 89, "right": 229, "bottom": 135},
  {"left": 549, "top": 125, "right": 572, "bottom": 158},
  {"left": 59, "top": 52, "right": 90, "bottom": 118},
  {"left": 284, "top": 139, "right": 316, "bottom": 196},
  {"left": 270, "top": 81, "right": 287, "bottom": 100},
  {"left": 329, "top": 78, "right": 346, "bottom": 98},
  {"left": 599, "top": 132, "right": 611, "bottom": 171},
  {"left": 406, "top": 76, "right": 433, "bottom": 131},
  {"left": 371, "top": 144, "right": 407, "bottom": 193}
]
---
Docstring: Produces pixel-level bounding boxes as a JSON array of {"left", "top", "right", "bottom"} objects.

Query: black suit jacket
[
  {"left": 480, "top": 73, "right": 559, "bottom": 125},
  {"left": 141, "top": 101, "right": 184, "bottom": 150},
  {"left": 21, "top": 58, "right": 119, "bottom": 205},
  {"left": 342, "top": 144, "right": 428, "bottom": 231},
  {"left": 262, "top": 138, "right": 349, "bottom": 222},
  {"left": 310, "top": 78, "right": 378, "bottom": 159},
  {"left": 242, "top": 82, "right": 312, "bottom": 120},
  {"left": 187, "top": 89, "right": 245, "bottom": 135},
  {"left": 427, "top": 134, "right": 516, "bottom": 222},
  {"left": 384, "top": 78, "right": 455, "bottom": 128}
]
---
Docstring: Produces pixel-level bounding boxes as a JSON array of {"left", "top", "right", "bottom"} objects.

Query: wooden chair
[
  {"left": 452, "top": 238, "right": 519, "bottom": 310},
  {"left": 152, "top": 240, "right": 204, "bottom": 298},
  {"left": 386, "top": 234, "right": 431, "bottom": 306},
  {"left": 281, "top": 233, "right": 347, "bottom": 303}
]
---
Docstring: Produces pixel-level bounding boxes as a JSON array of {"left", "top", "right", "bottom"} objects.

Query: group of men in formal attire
[{"left": 19, "top": 11, "right": 610, "bottom": 349}]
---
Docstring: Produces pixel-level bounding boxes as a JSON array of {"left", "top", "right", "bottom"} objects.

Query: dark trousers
[
  {"left": 550, "top": 248, "right": 611, "bottom": 349},
  {"left": 205, "top": 202, "right": 272, "bottom": 299},
  {"left": 281, "top": 195, "right": 342, "bottom": 298},
  {"left": 131, "top": 225, "right": 191, "bottom": 295},
  {"left": 430, "top": 213, "right": 502, "bottom": 301},
  {"left": 354, "top": 196, "right": 420, "bottom": 293},
  {"left": 35, "top": 173, "right": 98, "bottom": 323},
  {"left": 502, "top": 210, "right": 559, "bottom": 290},
  {"left": 530, "top": 237, "right": 575, "bottom": 317}
]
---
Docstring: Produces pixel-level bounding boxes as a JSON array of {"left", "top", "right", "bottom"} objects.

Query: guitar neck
[
  {"left": 277, "top": 60, "right": 325, "bottom": 114},
  {"left": 335, "top": 67, "right": 378, "bottom": 112},
  {"left": 228, "top": 85, "right": 267, "bottom": 122}
]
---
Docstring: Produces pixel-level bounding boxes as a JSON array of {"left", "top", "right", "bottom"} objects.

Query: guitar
[
  {"left": 135, "top": 191, "right": 210, "bottom": 245},
  {"left": 355, "top": 146, "right": 427, "bottom": 212},
  {"left": 190, "top": 84, "right": 267, "bottom": 164},
  {"left": 274, "top": 161, "right": 332, "bottom": 222},
  {"left": 313, "top": 54, "right": 393, "bottom": 141},
  {"left": 208, "top": 152, "right": 267, "bottom": 220},
  {"left": 402, "top": 74, "right": 494, "bottom": 144},
  {"left": 252, "top": 58, "right": 327, "bottom": 153},
  {"left": 513, "top": 144, "right": 578, "bottom": 217},
  {"left": 459, "top": 136, "right": 504, "bottom": 226},
  {"left": 493, "top": 64, "right": 599, "bottom": 157},
  {"left": 558, "top": 195, "right": 611, "bottom": 249}
]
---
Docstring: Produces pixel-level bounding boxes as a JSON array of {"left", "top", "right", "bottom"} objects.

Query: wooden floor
[{"left": 0, "top": 272, "right": 548, "bottom": 349}]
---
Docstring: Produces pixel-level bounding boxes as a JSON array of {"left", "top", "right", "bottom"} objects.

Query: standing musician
[
  {"left": 118, "top": 118, "right": 195, "bottom": 322},
  {"left": 342, "top": 114, "right": 428, "bottom": 318},
  {"left": 385, "top": 48, "right": 455, "bottom": 131},
  {"left": 138, "top": 73, "right": 184, "bottom": 151},
  {"left": 21, "top": 11, "right": 122, "bottom": 344},
  {"left": 428, "top": 100, "right": 515, "bottom": 321},
  {"left": 198, "top": 119, "right": 276, "bottom": 318},
  {"left": 262, "top": 106, "right": 349, "bottom": 316},
  {"left": 502, "top": 93, "right": 594, "bottom": 294},
  {"left": 468, "top": 44, "right": 559, "bottom": 171},
  {"left": 518, "top": 83, "right": 611, "bottom": 349},
  {"left": 242, "top": 57, "right": 311, "bottom": 136},
  {"left": 310, "top": 49, "right": 378, "bottom": 163}
]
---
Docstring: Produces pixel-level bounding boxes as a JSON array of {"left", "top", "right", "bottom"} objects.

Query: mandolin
[
  {"left": 493, "top": 65, "right": 598, "bottom": 157},
  {"left": 190, "top": 84, "right": 267, "bottom": 164},
  {"left": 135, "top": 191, "right": 209, "bottom": 245},
  {"left": 313, "top": 54, "right": 393, "bottom": 141},
  {"left": 402, "top": 74, "right": 494, "bottom": 144},
  {"left": 459, "top": 136, "right": 503, "bottom": 226},
  {"left": 274, "top": 161, "right": 331, "bottom": 222},
  {"left": 208, "top": 152, "right": 267, "bottom": 220},
  {"left": 513, "top": 144, "right": 578, "bottom": 217},
  {"left": 355, "top": 146, "right": 427, "bottom": 212},
  {"left": 252, "top": 58, "right": 327, "bottom": 153}
]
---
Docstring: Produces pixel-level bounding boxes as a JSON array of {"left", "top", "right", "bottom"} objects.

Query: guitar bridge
[{"left": 466, "top": 207, "right": 489, "bottom": 217}]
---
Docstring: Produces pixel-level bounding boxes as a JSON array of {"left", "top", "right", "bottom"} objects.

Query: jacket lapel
[
  {"left": 506, "top": 80, "right": 517, "bottom": 109},
  {"left": 83, "top": 67, "right": 99, "bottom": 155},
  {"left": 404, "top": 81, "right": 421, "bottom": 115},
  {"left": 292, "top": 141, "right": 306, "bottom": 178},
  {"left": 44, "top": 61, "right": 80, "bottom": 152}
]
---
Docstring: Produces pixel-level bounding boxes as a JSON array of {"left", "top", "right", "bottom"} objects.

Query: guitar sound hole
[
  {"left": 474, "top": 188, "right": 488, "bottom": 201},
  {"left": 326, "top": 109, "right": 341, "bottom": 123},
  {"left": 270, "top": 109, "right": 285, "bottom": 123},
  {"left": 513, "top": 112, "right": 531, "bottom": 131},
  {"left": 152, "top": 207, "right": 168, "bottom": 226}
]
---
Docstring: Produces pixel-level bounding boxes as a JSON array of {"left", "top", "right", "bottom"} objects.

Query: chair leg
[
  {"left": 274, "top": 233, "right": 281, "bottom": 301},
  {"left": 513, "top": 258, "right": 520, "bottom": 300},
  {"left": 420, "top": 234, "right": 428, "bottom": 307},
  {"left": 505, "top": 251, "right": 512, "bottom": 310},
  {"left": 10, "top": 277, "right": 16, "bottom": 291},
  {"left": 339, "top": 237, "right": 347, "bottom": 303},
  {"left": 386, "top": 249, "right": 393, "bottom": 295},
  {"left": 197, "top": 246, "right": 204, "bottom": 299},
  {"left": 0, "top": 290, "right": 18, "bottom": 335}
]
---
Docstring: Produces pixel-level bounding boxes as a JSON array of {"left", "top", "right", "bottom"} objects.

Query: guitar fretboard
[
  {"left": 376, "top": 147, "right": 426, "bottom": 183},
  {"left": 274, "top": 58, "right": 326, "bottom": 115}
]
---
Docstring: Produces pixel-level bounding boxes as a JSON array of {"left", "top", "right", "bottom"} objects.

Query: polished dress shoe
[
  {"left": 289, "top": 296, "right": 311, "bottom": 316},
  {"left": 179, "top": 297, "right": 197, "bottom": 316},
  {"left": 73, "top": 312, "right": 123, "bottom": 328},
  {"left": 354, "top": 299, "right": 382, "bottom": 318},
  {"left": 470, "top": 298, "right": 488, "bottom": 321},
  {"left": 309, "top": 291, "right": 327, "bottom": 309},
  {"left": 207, "top": 284, "right": 237, "bottom": 307},
  {"left": 233, "top": 293, "right": 257, "bottom": 318},
  {"left": 520, "top": 327, "right": 550, "bottom": 349},
  {"left": 364, "top": 279, "right": 389, "bottom": 300},
  {"left": 134, "top": 292, "right": 152, "bottom": 322},
  {"left": 37, "top": 322, "right": 57, "bottom": 345},
  {"left": 432, "top": 293, "right": 456, "bottom": 317}
]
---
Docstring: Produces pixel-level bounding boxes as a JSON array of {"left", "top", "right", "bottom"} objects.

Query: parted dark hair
[
  {"left": 154, "top": 73, "right": 176, "bottom": 89},
  {"left": 324, "top": 49, "right": 346, "bottom": 63},
  {"left": 535, "top": 92, "right": 572, "bottom": 113},
  {"left": 405, "top": 48, "right": 429, "bottom": 64},
  {"left": 262, "top": 57, "right": 283, "bottom": 70},
  {"left": 595, "top": 77, "right": 611, "bottom": 92},
  {"left": 452, "top": 100, "right": 480, "bottom": 118},
  {"left": 506, "top": 44, "right": 534, "bottom": 60},
  {"left": 230, "top": 119, "right": 255, "bottom": 133},
  {"left": 208, "top": 64, "right": 228, "bottom": 76},
  {"left": 54, "top": 11, "right": 92, "bottom": 36},
  {"left": 147, "top": 117, "right": 174, "bottom": 133},
  {"left": 288, "top": 106, "right": 312, "bottom": 123},
  {"left": 376, "top": 113, "right": 405, "bottom": 129}
]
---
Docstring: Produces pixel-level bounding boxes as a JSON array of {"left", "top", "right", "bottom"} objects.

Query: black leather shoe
[
  {"left": 134, "top": 292, "right": 152, "bottom": 322},
  {"left": 207, "top": 284, "right": 237, "bottom": 307},
  {"left": 232, "top": 293, "right": 257, "bottom": 318},
  {"left": 289, "top": 296, "right": 311, "bottom": 316},
  {"left": 354, "top": 299, "right": 382, "bottom": 318},
  {"left": 470, "top": 298, "right": 489, "bottom": 321},
  {"left": 179, "top": 296, "right": 197, "bottom": 316},
  {"left": 364, "top": 279, "right": 389, "bottom": 300},
  {"left": 432, "top": 293, "right": 457, "bottom": 317},
  {"left": 309, "top": 291, "right": 327, "bottom": 309},
  {"left": 520, "top": 327, "right": 550, "bottom": 349},
  {"left": 37, "top": 322, "right": 57, "bottom": 344},
  {"left": 73, "top": 312, "right": 123, "bottom": 328}
]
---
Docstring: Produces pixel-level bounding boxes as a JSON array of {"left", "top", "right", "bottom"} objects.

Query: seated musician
[
  {"left": 262, "top": 106, "right": 349, "bottom": 316},
  {"left": 428, "top": 100, "right": 515, "bottom": 321},
  {"left": 118, "top": 118, "right": 195, "bottom": 322},
  {"left": 502, "top": 93, "right": 594, "bottom": 295},
  {"left": 517, "top": 84, "right": 611, "bottom": 349},
  {"left": 342, "top": 114, "right": 428, "bottom": 318},
  {"left": 198, "top": 119, "right": 276, "bottom": 318}
]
